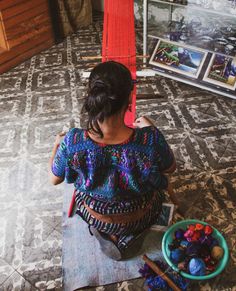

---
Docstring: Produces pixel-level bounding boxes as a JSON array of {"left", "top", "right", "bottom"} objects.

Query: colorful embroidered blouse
[{"left": 52, "top": 126, "right": 174, "bottom": 201}]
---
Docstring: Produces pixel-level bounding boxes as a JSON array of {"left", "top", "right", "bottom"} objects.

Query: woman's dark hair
[{"left": 82, "top": 61, "right": 133, "bottom": 137}]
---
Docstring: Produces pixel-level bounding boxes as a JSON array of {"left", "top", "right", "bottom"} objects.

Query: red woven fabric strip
[{"left": 102, "top": 0, "right": 136, "bottom": 126}]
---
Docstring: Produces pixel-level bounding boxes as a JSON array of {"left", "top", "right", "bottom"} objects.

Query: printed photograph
[
  {"left": 149, "top": 39, "right": 207, "bottom": 78},
  {"left": 203, "top": 54, "right": 236, "bottom": 90},
  {"left": 150, "top": 203, "right": 175, "bottom": 231}
]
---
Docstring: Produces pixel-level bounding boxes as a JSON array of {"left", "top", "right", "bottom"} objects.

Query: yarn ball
[
  {"left": 199, "top": 235, "right": 214, "bottom": 247},
  {"left": 191, "top": 231, "right": 201, "bottom": 242},
  {"left": 170, "top": 248, "right": 185, "bottom": 264},
  {"left": 168, "top": 239, "right": 181, "bottom": 251},
  {"left": 211, "top": 246, "right": 224, "bottom": 261},
  {"left": 174, "top": 228, "right": 185, "bottom": 240},
  {"left": 188, "top": 224, "right": 196, "bottom": 231},
  {"left": 195, "top": 223, "right": 204, "bottom": 231},
  {"left": 180, "top": 240, "right": 189, "bottom": 249},
  {"left": 204, "top": 225, "right": 213, "bottom": 235},
  {"left": 186, "top": 242, "right": 201, "bottom": 257},
  {"left": 184, "top": 229, "right": 194, "bottom": 241},
  {"left": 189, "top": 258, "right": 206, "bottom": 276}
]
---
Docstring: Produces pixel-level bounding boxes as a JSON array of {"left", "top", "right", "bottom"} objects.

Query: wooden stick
[
  {"left": 142, "top": 254, "right": 181, "bottom": 291},
  {"left": 80, "top": 55, "right": 149, "bottom": 60}
]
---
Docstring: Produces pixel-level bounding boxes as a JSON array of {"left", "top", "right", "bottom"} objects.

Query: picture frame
[
  {"left": 149, "top": 39, "right": 207, "bottom": 79},
  {"left": 150, "top": 203, "right": 175, "bottom": 231},
  {"left": 203, "top": 54, "right": 236, "bottom": 91}
]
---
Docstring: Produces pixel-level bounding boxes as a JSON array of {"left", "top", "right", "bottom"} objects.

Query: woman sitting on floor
[{"left": 49, "top": 61, "right": 176, "bottom": 260}]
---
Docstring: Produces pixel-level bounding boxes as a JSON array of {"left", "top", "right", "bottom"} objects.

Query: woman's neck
[{"left": 88, "top": 114, "right": 133, "bottom": 144}]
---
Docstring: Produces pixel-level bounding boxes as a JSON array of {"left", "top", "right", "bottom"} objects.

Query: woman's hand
[
  {"left": 133, "top": 116, "right": 155, "bottom": 128},
  {"left": 49, "top": 131, "right": 66, "bottom": 186}
]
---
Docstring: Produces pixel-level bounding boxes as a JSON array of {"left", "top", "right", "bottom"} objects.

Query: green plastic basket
[{"left": 162, "top": 219, "right": 229, "bottom": 280}]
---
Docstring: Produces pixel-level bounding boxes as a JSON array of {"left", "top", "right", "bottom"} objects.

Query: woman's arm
[
  {"left": 49, "top": 132, "right": 66, "bottom": 185},
  {"left": 135, "top": 117, "right": 180, "bottom": 211},
  {"left": 161, "top": 150, "right": 176, "bottom": 174},
  {"left": 134, "top": 116, "right": 176, "bottom": 174}
]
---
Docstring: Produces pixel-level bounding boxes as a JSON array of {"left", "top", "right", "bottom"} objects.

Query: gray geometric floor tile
[
  {"left": 170, "top": 162, "right": 212, "bottom": 216},
  {"left": 185, "top": 176, "right": 236, "bottom": 225},
  {"left": 224, "top": 98, "right": 236, "bottom": 123},
  {"left": 7, "top": 160, "right": 46, "bottom": 197},
  {"left": 22, "top": 186, "right": 63, "bottom": 234},
  {"left": 17, "top": 230, "right": 62, "bottom": 291},
  {"left": 18, "top": 178, "right": 63, "bottom": 205},
  {"left": 26, "top": 116, "right": 71, "bottom": 158},
  {"left": 0, "top": 164, "right": 20, "bottom": 203},
  {"left": 191, "top": 127, "right": 236, "bottom": 156},
  {"left": 0, "top": 202, "right": 56, "bottom": 269},
  {"left": 30, "top": 68, "right": 71, "bottom": 93},
  {"left": 0, "top": 122, "right": 23, "bottom": 162},
  {"left": 0, "top": 259, "right": 14, "bottom": 286},
  {"left": 30, "top": 90, "right": 73, "bottom": 119},
  {"left": 136, "top": 76, "right": 168, "bottom": 99},
  {"left": 176, "top": 102, "right": 229, "bottom": 133},
  {"left": 0, "top": 271, "right": 37, "bottom": 291},
  {"left": 206, "top": 97, "right": 236, "bottom": 124},
  {"left": 174, "top": 133, "right": 232, "bottom": 171},
  {"left": 0, "top": 74, "right": 27, "bottom": 94},
  {"left": 0, "top": 93, "right": 27, "bottom": 124}
]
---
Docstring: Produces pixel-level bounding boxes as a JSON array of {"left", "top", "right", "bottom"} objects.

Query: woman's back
[{"left": 52, "top": 126, "right": 173, "bottom": 201}]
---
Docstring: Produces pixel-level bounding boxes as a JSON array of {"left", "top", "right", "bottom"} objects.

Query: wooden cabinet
[{"left": 0, "top": 0, "right": 54, "bottom": 74}]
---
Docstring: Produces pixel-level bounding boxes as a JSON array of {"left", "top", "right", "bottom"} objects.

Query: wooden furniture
[{"left": 0, "top": 0, "right": 54, "bottom": 74}]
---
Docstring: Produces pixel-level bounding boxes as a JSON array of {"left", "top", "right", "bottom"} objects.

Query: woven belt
[{"left": 83, "top": 193, "right": 156, "bottom": 225}]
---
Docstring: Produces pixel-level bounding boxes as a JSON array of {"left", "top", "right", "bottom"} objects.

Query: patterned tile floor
[{"left": 0, "top": 13, "right": 236, "bottom": 291}]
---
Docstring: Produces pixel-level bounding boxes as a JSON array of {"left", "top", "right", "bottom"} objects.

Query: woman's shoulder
[
  {"left": 134, "top": 126, "right": 163, "bottom": 145},
  {"left": 135, "top": 126, "right": 160, "bottom": 137},
  {"left": 64, "top": 128, "right": 85, "bottom": 145}
]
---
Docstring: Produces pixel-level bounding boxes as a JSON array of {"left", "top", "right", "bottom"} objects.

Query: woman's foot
[{"left": 90, "top": 227, "right": 122, "bottom": 261}]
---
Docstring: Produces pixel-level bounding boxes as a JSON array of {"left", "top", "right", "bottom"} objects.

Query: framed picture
[
  {"left": 149, "top": 39, "right": 207, "bottom": 79},
  {"left": 203, "top": 54, "right": 236, "bottom": 90},
  {"left": 150, "top": 203, "right": 175, "bottom": 231}
]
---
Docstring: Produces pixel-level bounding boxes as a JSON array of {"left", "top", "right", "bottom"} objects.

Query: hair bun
[{"left": 91, "top": 79, "right": 107, "bottom": 90}]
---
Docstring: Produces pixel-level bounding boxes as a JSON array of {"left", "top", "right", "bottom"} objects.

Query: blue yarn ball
[
  {"left": 180, "top": 240, "right": 189, "bottom": 249},
  {"left": 170, "top": 248, "right": 185, "bottom": 264},
  {"left": 189, "top": 258, "right": 206, "bottom": 276},
  {"left": 168, "top": 239, "right": 180, "bottom": 251},
  {"left": 175, "top": 229, "right": 185, "bottom": 240}
]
